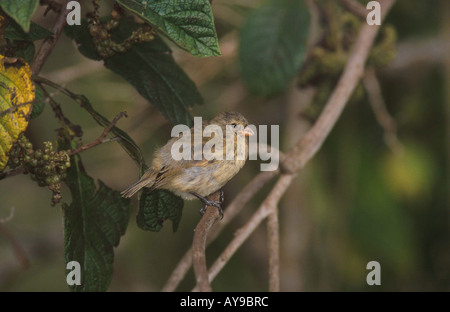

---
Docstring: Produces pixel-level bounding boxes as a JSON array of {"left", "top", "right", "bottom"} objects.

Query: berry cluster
[
  {"left": 8, "top": 134, "right": 71, "bottom": 206},
  {"left": 87, "top": 1, "right": 155, "bottom": 58}
]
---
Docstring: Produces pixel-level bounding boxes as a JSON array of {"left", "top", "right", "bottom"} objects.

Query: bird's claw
[
  {"left": 199, "top": 200, "right": 224, "bottom": 220},
  {"left": 219, "top": 188, "right": 225, "bottom": 204}
]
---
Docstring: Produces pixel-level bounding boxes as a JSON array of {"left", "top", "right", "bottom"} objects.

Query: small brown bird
[{"left": 121, "top": 111, "right": 254, "bottom": 217}]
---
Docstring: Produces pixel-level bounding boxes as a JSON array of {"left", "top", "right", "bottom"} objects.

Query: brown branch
[
  {"left": 0, "top": 167, "right": 26, "bottom": 180},
  {"left": 192, "top": 191, "right": 221, "bottom": 292},
  {"left": 267, "top": 209, "right": 280, "bottom": 292},
  {"left": 31, "top": 0, "right": 70, "bottom": 75},
  {"left": 192, "top": 175, "right": 294, "bottom": 291},
  {"left": 0, "top": 223, "right": 30, "bottom": 269},
  {"left": 68, "top": 112, "right": 127, "bottom": 156},
  {"left": 162, "top": 170, "right": 278, "bottom": 291},
  {"left": 363, "top": 67, "right": 403, "bottom": 154},
  {"left": 191, "top": 0, "right": 396, "bottom": 289},
  {"left": 337, "top": 0, "right": 367, "bottom": 19}
]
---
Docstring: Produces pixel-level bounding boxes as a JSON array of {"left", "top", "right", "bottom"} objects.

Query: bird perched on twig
[{"left": 121, "top": 111, "right": 254, "bottom": 218}]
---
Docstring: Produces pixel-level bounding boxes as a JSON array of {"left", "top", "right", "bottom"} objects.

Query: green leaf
[
  {"left": 0, "top": 0, "right": 39, "bottom": 32},
  {"left": 30, "top": 82, "right": 45, "bottom": 119},
  {"left": 4, "top": 21, "right": 54, "bottom": 41},
  {"left": 65, "top": 18, "right": 202, "bottom": 126},
  {"left": 115, "top": 0, "right": 221, "bottom": 57},
  {"left": 14, "top": 40, "right": 35, "bottom": 63},
  {"left": 137, "top": 188, "right": 183, "bottom": 232},
  {"left": 63, "top": 152, "right": 131, "bottom": 291},
  {"left": 239, "top": 0, "right": 310, "bottom": 96}
]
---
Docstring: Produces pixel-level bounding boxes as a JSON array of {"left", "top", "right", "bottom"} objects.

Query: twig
[
  {"left": 0, "top": 167, "right": 26, "bottom": 180},
  {"left": 193, "top": 175, "right": 294, "bottom": 291},
  {"left": 337, "top": 0, "right": 367, "bottom": 20},
  {"left": 31, "top": 0, "right": 70, "bottom": 75},
  {"left": 385, "top": 38, "right": 450, "bottom": 73},
  {"left": 192, "top": 191, "right": 221, "bottom": 292},
  {"left": 267, "top": 209, "right": 280, "bottom": 292},
  {"left": 162, "top": 170, "right": 278, "bottom": 291},
  {"left": 191, "top": 0, "right": 396, "bottom": 289},
  {"left": 0, "top": 223, "right": 30, "bottom": 268},
  {"left": 363, "top": 67, "right": 403, "bottom": 154},
  {"left": 68, "top": 112, "right": 127, "bottom": 156},
  {"left": 36, "top": 82, "right": 81, "bottom": 136}
]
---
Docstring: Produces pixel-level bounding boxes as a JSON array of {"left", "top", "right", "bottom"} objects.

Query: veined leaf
[
  {"left": 239, "top": 0, "right": 310, "bottom": 96},
  {"left": 2, "top": 21, "right": 52, "bottom": 63},
  {"left": 137, "top": 188, "right": 184, "bottom": 232},
  {"left": 0, "top": 0, "right": 39, "bottom": 32},
  {"left": 4, "top": 21, "right": 54, "bottom": 41},
  {"left": 63, "top": 151, "right": 130, "bottom": 292},
  {"left": 0, "top": 55, "right": 34, "bottom": 171},
  {"left": 116, "top": 0, "right": 221, "bottom": 57},
  {"left": 65, "top": 18, "right": 201, "bottom": 126}
]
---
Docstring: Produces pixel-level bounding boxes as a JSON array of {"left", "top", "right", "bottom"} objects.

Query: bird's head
[{"left": 211, "top": 111, "right": 255, "bottom": 137}]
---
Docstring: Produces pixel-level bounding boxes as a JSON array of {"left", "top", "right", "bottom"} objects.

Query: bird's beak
[{"left": 238, "top": 126, "right": 255, "bottom": 137}]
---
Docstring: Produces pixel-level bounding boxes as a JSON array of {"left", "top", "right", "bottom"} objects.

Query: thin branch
[
  {"left": 68, "top": 112, "right": 127, "bottom": 156},
  {"left": 0, "top": 167, "right": 26, "bottom": 180},
  {"left": 192, "top": 191, "right": 222, "bottom": 292},
  {"left": 267, "top": 209, "right": 280, "bottom": 292},
  {"left": 31, "top": 0, "right": 71, "bottom": 75},
  {"left": 162, "top": 170, "right": 278, "bottom": 292},
  {"left": 337, "top": 0, "right": 367, "bottom": 19},
  {"left": 363, "top": 67, "right": 403, "bottom": 154},
  {"left": 0, "top": 223, "right": 30, "bottom": 269},
  {"left": 192, "top": 175, "right": 294, "bottom": 291}
]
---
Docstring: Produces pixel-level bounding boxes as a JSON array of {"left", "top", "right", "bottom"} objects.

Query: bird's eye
[{"left": 231, "top": 123, "right": 237, "bottom": 128}]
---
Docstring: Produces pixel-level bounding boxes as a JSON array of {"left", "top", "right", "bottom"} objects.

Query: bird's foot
[
  {"left": 219, "top": 188, "right": 225, "bottom": 204},
  {"left": 192, "top": 192, "right": 224, "bottom": 220},
  {"left": 199, "top": 203, "right": 224, "bottom": 220}
]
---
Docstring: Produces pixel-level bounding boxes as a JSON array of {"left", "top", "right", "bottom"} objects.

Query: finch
[{"left": 121, "top": 111, "right": 254, "bottom": 217}]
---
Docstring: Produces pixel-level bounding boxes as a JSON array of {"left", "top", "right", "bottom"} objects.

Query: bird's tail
[{"left": 121, "top": 172, "right": 155, "bottom": 198}]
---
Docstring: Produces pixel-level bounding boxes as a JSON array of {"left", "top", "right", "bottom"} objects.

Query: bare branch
[
  {"left": 363, "top": 67, "right": 403, "bottom": 154},
  {"left": 0, "top": 223, "right": 30, "bottom": 269},
  {"left": 68, "top": 112, "right": 128, "bottom": 156},
  {"left": 162, "top": 170, "right": 278, "bottom": 292},
  {"left": 196, "top": 175, "right": 294, "bottom": 290},
  {"left": 31, "top": 0, "right": 71, "bottom": 75},
  {"left": 267, "top": 209, "right": 280, "bottom": 292},
  {"left": 0, "top": 167, "right": 26, "bottom": 180},
  {"left": 192, "top": 191, "right": 221, "bottom": 292}
]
